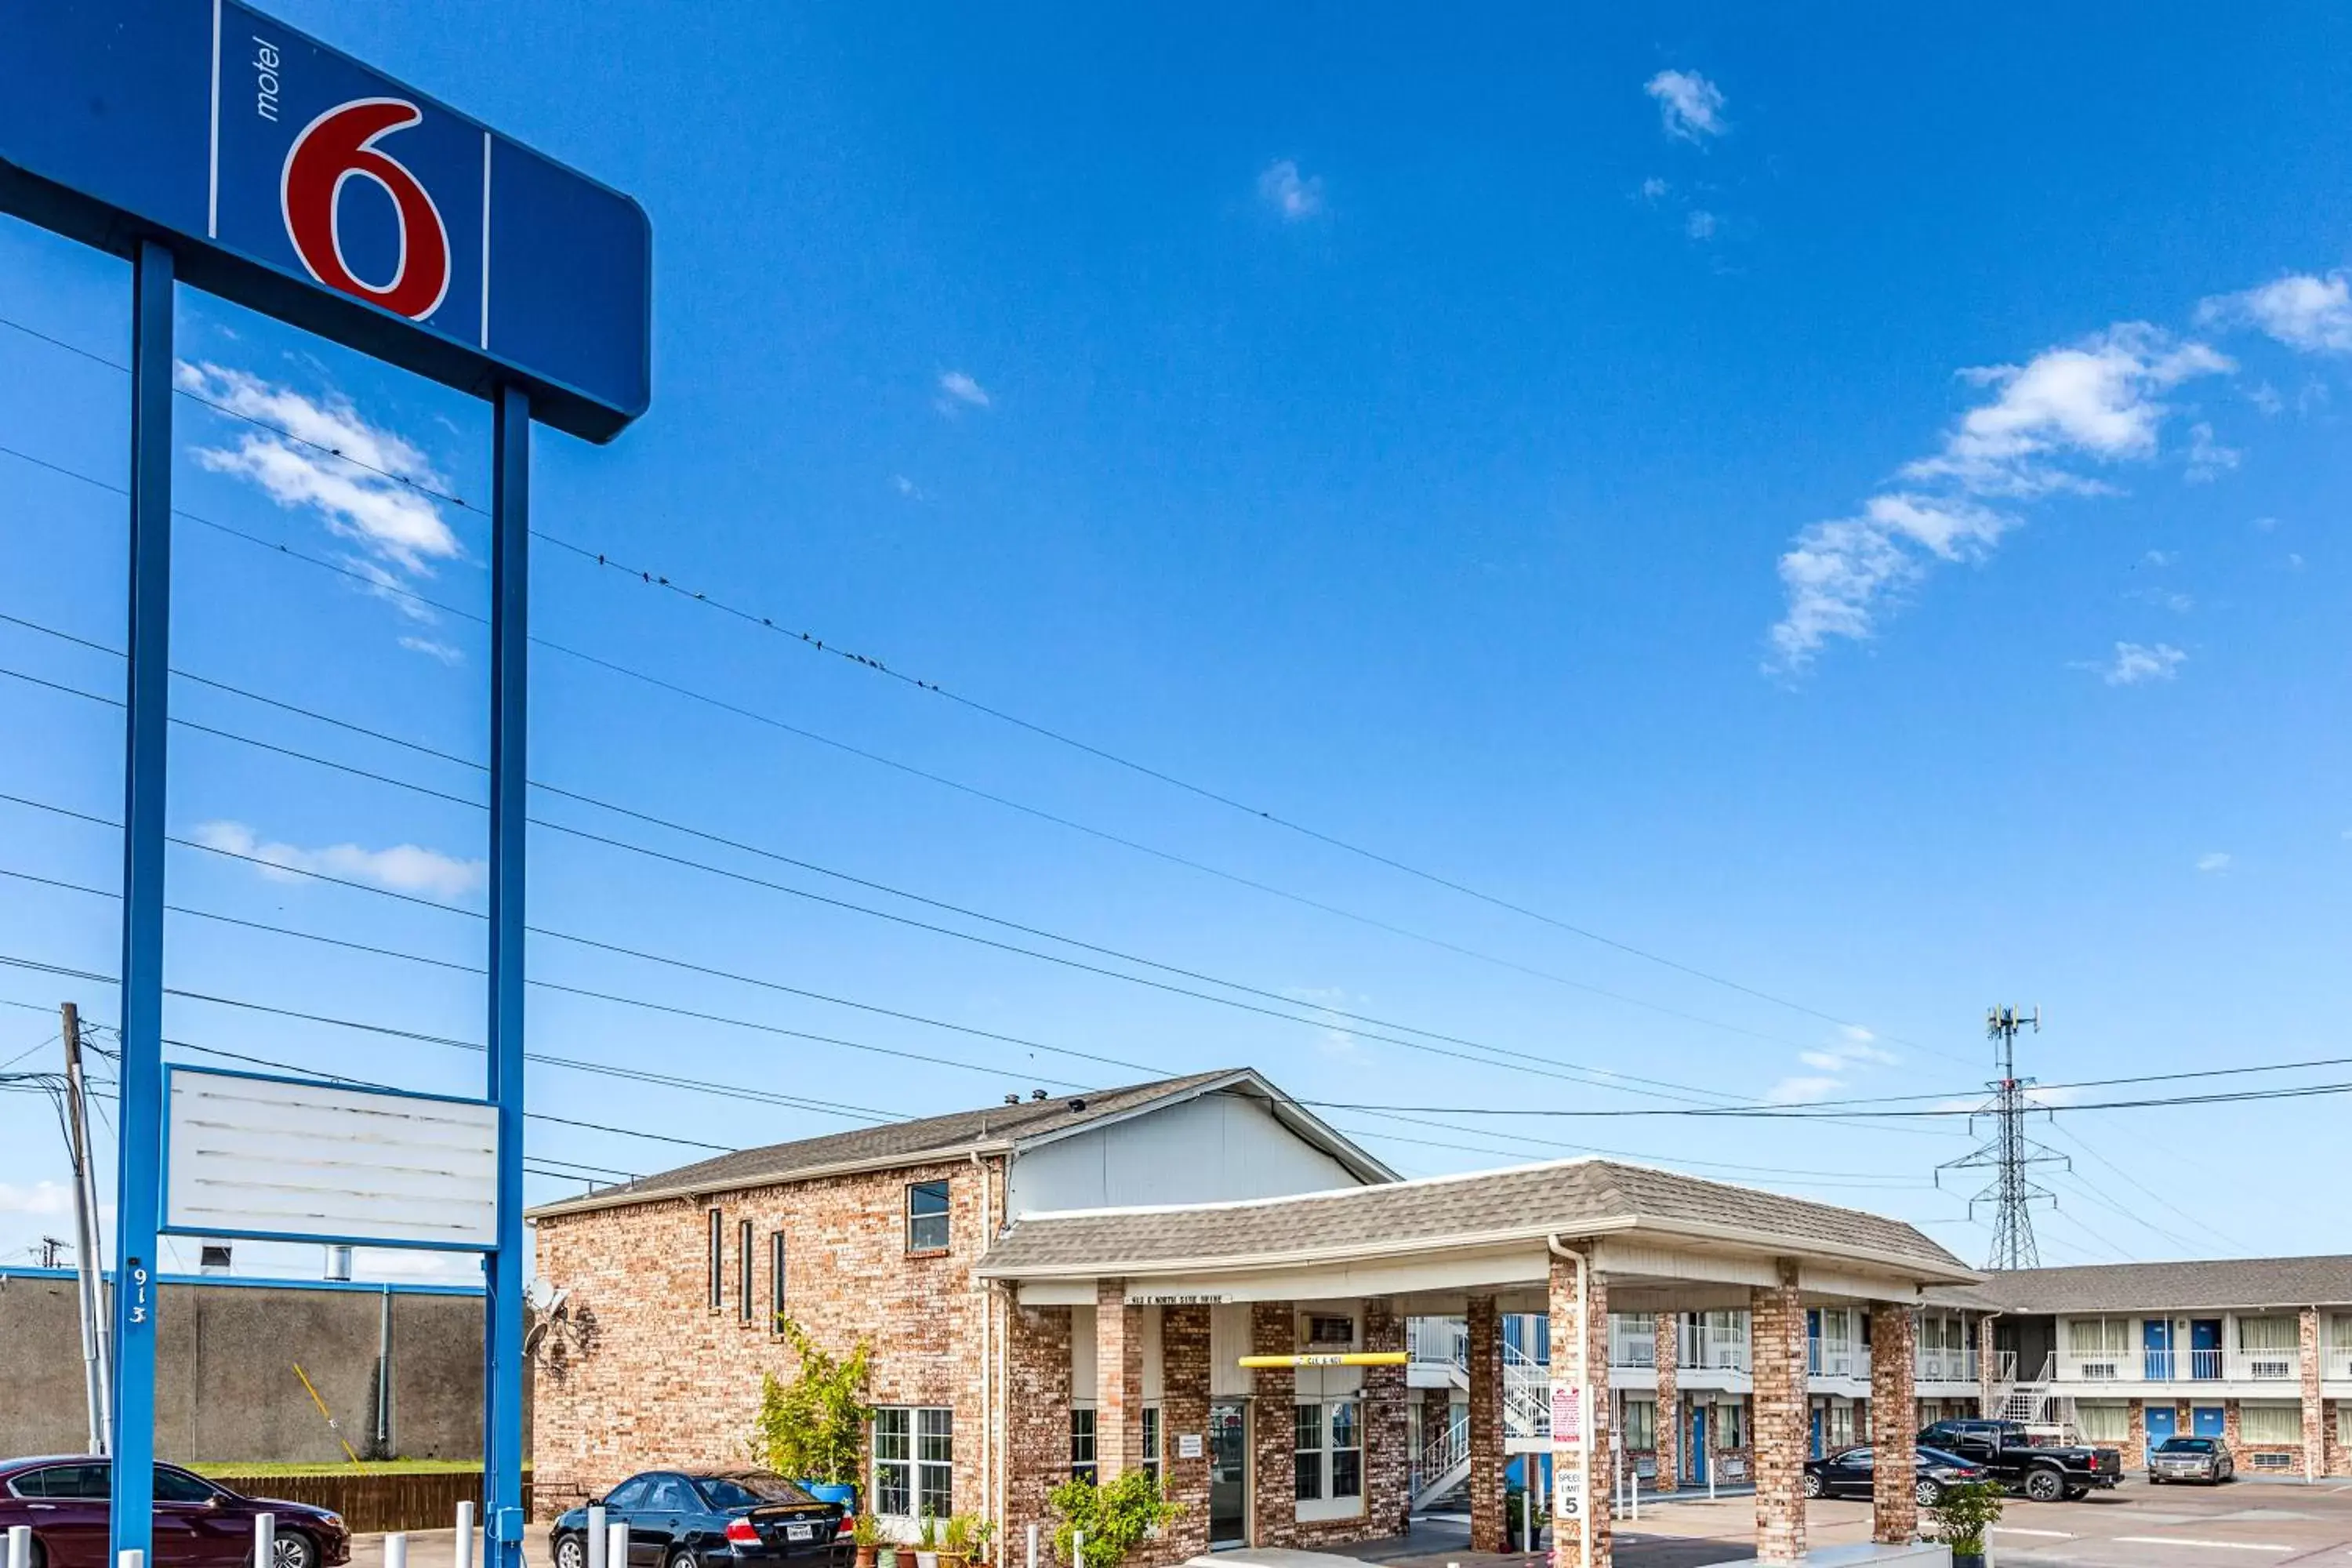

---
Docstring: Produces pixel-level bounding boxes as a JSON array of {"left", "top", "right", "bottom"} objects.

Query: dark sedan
[
  {"left": 0, "top": 1458, "right": 349, "bottom": 1568},
  {"left": 1803, "top": 1445, "right": 1987, "bottom": 1508},
  {"left": 550, "top": 1472, "right": 842, "bottom": 1568},
  {"left": 2148, "top": 1436, "right": 2234, "bottom": 1485}
]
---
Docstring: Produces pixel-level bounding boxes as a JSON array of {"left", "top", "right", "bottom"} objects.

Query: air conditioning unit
[
  {"left": 2250, "top": 1358, "right": 2294, "bottom": 1380},
  {"left": 2251, "top": 1451, "right": 2295, "bottom": 1471}
]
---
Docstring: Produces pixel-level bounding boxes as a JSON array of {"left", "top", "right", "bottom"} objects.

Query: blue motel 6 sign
[{"left": 0, "top": 0, "right": 651, "bottom": 440}]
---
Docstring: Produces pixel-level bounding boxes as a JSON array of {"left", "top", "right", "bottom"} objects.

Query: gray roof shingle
[
  {"left": 527, "top": 1069, "right": 1384, "bottom": 1218},
  {"left": 979, "top": 1157, "right": 1973, "bottom": 1281},
  {"left": 1930, "top": 1256, "right": 2352, "bottom": 1314}
]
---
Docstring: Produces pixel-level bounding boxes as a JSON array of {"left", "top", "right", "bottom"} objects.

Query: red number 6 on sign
[{"left": 280, "top": 97, "right": 452, "bottom": 321}]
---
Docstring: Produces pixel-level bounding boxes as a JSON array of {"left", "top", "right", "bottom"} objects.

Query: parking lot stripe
[
  {"left": 1991, "top": 1527, "right": 2076, "bottom": 1538},
  {"left": 2113, "top": 1537, "right": 2292, "bottom": 1552}
]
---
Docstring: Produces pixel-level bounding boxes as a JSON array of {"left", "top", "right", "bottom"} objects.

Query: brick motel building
[{"left": 529, "top": 1068, "right": 1977, "bottom": 1566}]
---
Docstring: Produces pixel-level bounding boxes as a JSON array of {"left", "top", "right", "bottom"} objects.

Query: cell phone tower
[{"left": 1936, "top": 1006, "right": 2070, "bottom": 1270}]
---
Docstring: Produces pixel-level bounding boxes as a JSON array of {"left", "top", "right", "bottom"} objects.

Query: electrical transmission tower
[{"left": 1936, "top": 1005, "right": 2071, "bottom": 1270}]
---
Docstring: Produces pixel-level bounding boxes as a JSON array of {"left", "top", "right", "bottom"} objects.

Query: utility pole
[
  {"left": 1936, "top": 1006, "right": 2071, "bottom": 1271},
  {"left": 38, "top": 1236, "right": 69, "bottom": 1269},
  {"left": 61, "top": 1001, "right": 112, "bottom": 1455}
]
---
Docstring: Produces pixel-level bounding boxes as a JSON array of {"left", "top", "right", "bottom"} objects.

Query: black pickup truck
[{"left": 1916, "top": 1419, "right": 2125, "bottom": 1501}]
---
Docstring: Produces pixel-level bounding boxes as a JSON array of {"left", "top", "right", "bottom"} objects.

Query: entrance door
[
  {"left": 2143, "top": 1319, "right": 2174, "bottom": 1381},
  {"left": 1690, "top": 1409, "right": 1708, "bottom": 1486},
  {"left": 2192, "top": 1406, "right": 2226, "bottom": 1439},
  {"left": 2144, "top": 1404, "right": 2176, "bottom": 1463},
  {"left": 2190, "top": 1320, "right": 2223, "bottom": 1380},
  {"left": 1208, "top": 1402, "right": 1249, "bottom": 1548}
]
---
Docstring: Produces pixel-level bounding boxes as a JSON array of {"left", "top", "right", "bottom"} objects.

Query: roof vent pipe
[
  {"left": 1067, "top": 1097, "right": 1087, "bottom": 1113},
  {"left": 1031, "top": 1089, "right": 1047, "bottom": 1102}
]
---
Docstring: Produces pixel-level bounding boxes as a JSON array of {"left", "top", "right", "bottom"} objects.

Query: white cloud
[
  {"left": 1768, "top": 325, "right": 2230, "bottom": 671},
  {"left": 1257, "top": 159, "right": 1324, "bottom": 221},
  {"left": 1639, "top": 177, "right": 1670, "bottom": 202},
  {"left": 178, "top": 363, "right": 461, "bottom": 578},
  {"left": 1764, "top": 1075, "right": 1842, "bottom": 1105},
  {"left": 935, "top": 371, "right": 990, "bottom": 411},
  {"left": 192, "top": 820, "right": 485, "bottom": 901},
  {"left": 2199, "top": 271, "right": 2352, "bottom": 354},
  {"left": 2142, "top": 549, "right": 2176, "bottom": 567},
  {"left": 397, "top": 636, "right": 463, "bottom": 665},
  {"left": 2077, "top": 641, "right": 2187, "bottom": 686},
  {"left": 1645, "top": 69, "right": 1728, "bottom": 142},
  {"left": 2195, "top": 851, "right": 2233, "bottom": 873},
  {"left": 1769, "top": 1029, "right": 1895, "bottom": 1105},
  {"left": 1685, "top": 209, "right": 1719, "bottom": 241},
  {"left": 0, "top": 1181, "right": 74, "bottom": 1218},
  {"left": 2184, "top": 421, "right": 2238, "bottom": 482},
  {"left": 891, "top": 474, "right": 923, "bottom": 499}
]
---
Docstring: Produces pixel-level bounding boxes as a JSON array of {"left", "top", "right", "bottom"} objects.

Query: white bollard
[
  {"left": 9, "top": 1526, "right": 31, "bottom": 1568},
  {"left": 387, "top": 1536, "right": 408, "bottom": 1568},
  {"left": 1072, "top": 1530, "right": 1083, "bottom": 1568},
  {"left": 586, "top": 1507, "right": 607, "bottom": 1568},
  {"left": 606, "top": 1522, "right": 626, "bottom": 1568},
  {"left": 455, "top": 1502, "right": 477, "bottom": 1568},
  {"left": 256, "top": 1513, "right": 276, "bottom": 1568},
  {"left": 119, "top": 1553, "right": 144, "bottom": 1568},
  {"left": 1025, "top": 1523, "right": 1038, "bottom": 1568}
]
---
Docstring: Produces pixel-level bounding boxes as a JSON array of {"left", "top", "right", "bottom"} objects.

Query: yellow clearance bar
[{"left": 1236, "top": 1352, "right": 1412, "bottom": 1368}]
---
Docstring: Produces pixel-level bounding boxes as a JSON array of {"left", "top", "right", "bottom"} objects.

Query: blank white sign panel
[{"left": 165, "top": 1069, "right": 500, "bottom": 1249}]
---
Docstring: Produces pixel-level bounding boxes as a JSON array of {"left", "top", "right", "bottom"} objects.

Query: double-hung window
[
  {"left": 2238, "top": 1316, "right": 2298, "bottom": 1379},
  {"left": 1141, "top": 1406, "right": 1162, "bottom": 1490},
  {"left": 1621, "top": 1396, "right": 1656, "bottom": 1450},
  {"left": 2241, "top": 1403, "right": 2300, "bottom": 1444},
  {"left": 874, "top": 1406, "right": 953, "bottom": 1520},
  {"left": 1294, "top": 1401, "right": 1360, "bottom": 1511},
  {"left": 907, "top": 1181, "right": 951, "bottom": 1254},
  {"left": 1069, "top": 1408, "right": 1098, "bottom": 1484}
]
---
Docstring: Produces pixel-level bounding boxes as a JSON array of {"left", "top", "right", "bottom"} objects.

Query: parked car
[
  {"left": 1802, "top": 1445, "right": 1987, "bottom": 1508},
  {"left": 0, "top": 1457, "right": 350, "bottom": 1568},
  {"left": 1916, "top": 1419, "right": 2125, "bottom": 1501},
  {"left": 2147, "top": 1436, "right": 2235, "bottom": 1485},
  {"left": 550, "top": 1471, "right": 843, "bottom": 1568}
]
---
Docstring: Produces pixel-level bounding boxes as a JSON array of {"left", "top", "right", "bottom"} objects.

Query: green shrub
[
  {"left": 1048, "top": 1472, "right": 1181, "bottom": 1568},
  {"left": 1926, "top": 1479, "right": 2004, "bottom": 1554},
  {"left": 749, "top": 1318, "right": 873, "bottom": 1486}
]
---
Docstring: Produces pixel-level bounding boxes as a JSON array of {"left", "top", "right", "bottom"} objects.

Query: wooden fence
[{"left": 206, "top": 1471, "right": 535, "bottom": 1535}]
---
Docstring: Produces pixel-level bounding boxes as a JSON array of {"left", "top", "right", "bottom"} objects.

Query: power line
[{"left": 2042, "top": 1120, "right": 2246, "bottom": 1254}]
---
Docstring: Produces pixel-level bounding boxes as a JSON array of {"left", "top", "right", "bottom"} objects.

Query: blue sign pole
[
  {"left": 482, "top": 384, "right": 532, "bottom": 1566},
  {"left": 109, "top": 236, "right": 176, "bottom": 1568}
]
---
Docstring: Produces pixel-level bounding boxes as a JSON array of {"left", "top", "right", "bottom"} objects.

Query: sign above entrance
[
  {"left": 1127, "top": 1291, "right": 1230, "bottom": 1306},
  {"left": 1238, "top": 1352, "right": 1409, "bottom": 1369},
  {"left": 0, "top": 0, "right": 651, "bottom": 440}
]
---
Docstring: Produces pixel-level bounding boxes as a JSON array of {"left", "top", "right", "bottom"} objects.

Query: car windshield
[
  {"left": 696, "top": 1474, "right": 817, "bottom": 1511},
  {"left": 2159, "top": 1438, "right": 2215, "bottom": 1453}
]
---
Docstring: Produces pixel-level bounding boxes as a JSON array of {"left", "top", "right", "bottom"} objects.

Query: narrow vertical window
[
  {"left": 708, "top": 1209, "right": 724, "bottom": 1310},
  {"left": 769, "top": 1230, "right": 787, "bottom": 1330},
  {"left": 739, "top": 1217, "right": 754, "bottom": 1322}
]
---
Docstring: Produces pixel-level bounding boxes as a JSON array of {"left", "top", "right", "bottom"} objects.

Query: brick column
[
  {"left": 1870, "top": 1305, "right": 1918, "bottom": 1544},
  {"left": 1004, "top": 1302, "right": 1073, "bottom": 1555},
  {"left": 1976, "top": 1314, "right": 1999, "bottom": 1417},
  {"left": 1096, "top": 1279, "right": 1145, "bottom": 1478},
  {"left": 1466, "top": 1295, "right": 1506, "bottom": 1552},
  {"left": 2303, "top": 1307, "right": 2327, "bottom": 1481},
  {"left": 1751, "top": 1262, "right": 1807, "bottom": 1564},
  {"left": 1653, "top": 1313, "right": 1680, "bottom": 1493},
  {"left": 1364, "top": 1298, "right": 1411, "bottom": 1537},
  {"left": 1548, "top": 1246, "right": 1611, "bottom": 1568},
  {"left": 2127, "top": 1399, "right": 2147, "bottom": 1472},
  {"left": 1159, "top": 1307, "right": 1212, "bottom": 1560},
  {"left": 1250, "top": 1302, "right": 1298, "bottom": 1549}
]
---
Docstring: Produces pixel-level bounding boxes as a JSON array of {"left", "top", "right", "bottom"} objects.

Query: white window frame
[
  {"left": 1141, "top": 1405, "right": 1162, "bottom": 1490},
  {"left": 1621, "top": 1395, "right": 1657, "bottom": 1451},
  {"left": 1069, "top": 1406, "right": 1098, "bottom": 1484},
  {"left": 1294, "top": 1399, "right": 1363, "bottom": 1522},
  {"left": 874, "top": 1405, "right": 953, "bottom": 1524},
  {"left": 2074, "top": 1401, "right": 2128, "bottom": 1444}
]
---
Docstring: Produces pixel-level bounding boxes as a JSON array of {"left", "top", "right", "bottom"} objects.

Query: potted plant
[
  {"left": 1048, "top": 1472, "right": 1181, "bottom": 1568},
  {"left": 916, "top": 1511, "right": 941, "bottom": 1568},
  {"left": 1926, "top": 1479, "right": 2003, "bottom": 1568},
  {"left": 851, "top": 1512, "right": 884, "bottom": 1568},
  {"left": 938, "top": 1512, "right": 975, "bottom": 1568}
]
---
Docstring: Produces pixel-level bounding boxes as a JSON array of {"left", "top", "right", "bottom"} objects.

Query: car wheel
[
  {"left": 2024, "top": 1468, "right": 2066, "bottom": 1502},
  {"left": 1915, "top": 1479, "right": 1943, "bottom": 1509},
  {"left": 666, "top": 1550, "right": 699, "bottom": 1568},
  {"left": 1802, "top": 1472, "right": 1824, "bottom": 1499},
  {"left": 269, "top": 1533, "right": 318, "bottom": 1568},
  {"left": 555, "top": 1534, "right": 586, "bottom": 1568}
]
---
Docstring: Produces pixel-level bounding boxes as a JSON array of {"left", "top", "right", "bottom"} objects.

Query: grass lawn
[{"left": 191, "top": 1461, "right": 531, "bottom": 1477}]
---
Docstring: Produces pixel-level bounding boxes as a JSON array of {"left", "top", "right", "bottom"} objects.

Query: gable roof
[
  {"left": 1930, "top": 1255, "right": 2352, "bottom": 1315},
  {"left": 979, "top": 1155, "right": 1976, "bottom": 1283},
  {"left": 526, "top": 1068, "right": 1393, "bottom": 1219}
]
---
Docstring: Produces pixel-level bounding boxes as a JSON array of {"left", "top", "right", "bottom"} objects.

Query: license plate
[{"left": 786, "top": 1526, "right": 815, "bottom": 1542}]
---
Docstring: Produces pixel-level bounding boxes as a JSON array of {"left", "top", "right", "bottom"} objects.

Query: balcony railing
[
  {"left": 1678, "top": 1325, "right": 1752, "bottom": 1372},
  {"left": 1610, "top": 1330, "right": 1657, "bottom": 1369},
  {"left": 2230, "top": 1349, "right": 2300, "bottom": 1382},
  {"left": 1915, "top": 1348, "right": 1980, "bottom": 1384},
  {"left": 1806, "top": 1344, "right": 1868, "bottom": 1378},
  {"left": 2328, "top": 1347, "right": 2352, "bottom": 1381},
  {"left": 1408, "top": 1317, "right": 1468, "bottom": 1368},
  {"left": 2060, "top": 1347, "right": 2233, "bottom": 1382}
]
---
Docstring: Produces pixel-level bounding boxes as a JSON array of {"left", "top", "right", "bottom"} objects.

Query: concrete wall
[{"left": 0, "top": 1271, "right": 506, "bottom": 1463}]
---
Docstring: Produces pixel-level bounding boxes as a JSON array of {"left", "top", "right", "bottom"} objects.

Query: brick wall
[
  {"left": 2328, "top": 1399, "right": 2350, "bottom": 1479},
  {"left": 1249, "top": 1302, "right": 1298, "bottom": 1551},
  {"left": 1548, "top": 1247, "right": 1610, "bottom": 1568},
  {"left": 532, "top": 1155, "right": 1000, "bottom": 1521},
  {"left": 1096, "top": 1280, "right": 1144, "bottom": 1478},
  {"left": 1750, "top": 1263, "right": 1806, "bottom": 1564},
  {"left": 1867, "top": 1307, "right": 1917, "bottom": 1544},
  {"left": 2303, "top": 1308, "right": 2327, "bottom": 1479},
  {"left": 1465, "top": 1295, "right": 1504, "bottom": 1552},
  {"left": 1360, "top": 1299, "right": 1410, "bottom": 1540},
  {"left": 1156, "top": 1307, "right": 1212, "bottom": 1563},
  {"left": 1652, "top": 1314, "right": 1679, "bottom": 1493},
  {"left": 1003, "top": 1299, "right": 1070, "bottom": 1554},
  {"left": 2127, "top": 1399, "right": 2147, "bottom": 1473}
]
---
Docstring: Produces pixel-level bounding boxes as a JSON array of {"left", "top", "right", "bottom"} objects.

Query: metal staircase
[{"left": 1407, "top": 1319, "right": 1552, "bottom": 1512}]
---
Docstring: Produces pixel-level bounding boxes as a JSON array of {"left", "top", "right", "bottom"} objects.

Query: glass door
[{"left": 1209, "top": 1402, "right": 1249, "bottom": 1548}]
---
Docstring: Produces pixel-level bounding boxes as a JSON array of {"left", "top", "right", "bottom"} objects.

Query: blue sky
[{"left": 3, "top": 1, "right": 2350, "bottom": 1281}]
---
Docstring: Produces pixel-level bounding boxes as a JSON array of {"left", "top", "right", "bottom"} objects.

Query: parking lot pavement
[{"left": 1606, "top": 1479, "right": 2352, "bottom": 1566}]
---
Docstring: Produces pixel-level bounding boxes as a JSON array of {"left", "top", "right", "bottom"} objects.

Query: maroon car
[{"left": 0, "top": 1459, "right": 350, "bottom": 1568}]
